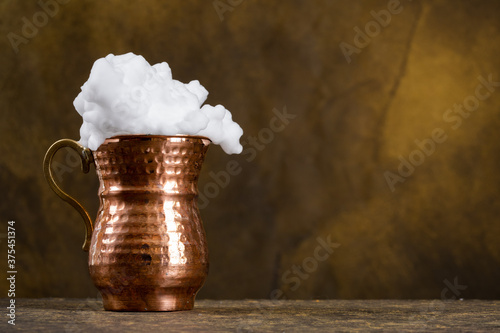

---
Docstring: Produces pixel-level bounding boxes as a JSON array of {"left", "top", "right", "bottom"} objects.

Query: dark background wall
[{"left": 1, "top": 0, "right": 499, "bottom": 300}]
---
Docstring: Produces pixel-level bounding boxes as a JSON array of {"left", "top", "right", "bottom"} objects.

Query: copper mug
[{"left": 43, "top": 135, "right": 210, "bottom": 311}]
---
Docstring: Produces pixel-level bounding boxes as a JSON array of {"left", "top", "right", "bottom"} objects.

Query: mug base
[{"left": 101, "top": 291, "right": 196, "bottom": 311}]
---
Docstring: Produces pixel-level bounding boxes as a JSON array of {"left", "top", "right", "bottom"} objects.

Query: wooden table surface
[{"left": 2, "top": 298, "right": 499, "bottom": 332}]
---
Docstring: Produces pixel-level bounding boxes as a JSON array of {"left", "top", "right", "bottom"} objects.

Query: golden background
[{"left": 1, "top": 0, "right": 499, "bottom": 299}]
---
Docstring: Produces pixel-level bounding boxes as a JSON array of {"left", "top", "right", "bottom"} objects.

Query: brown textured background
[{"left": 1, "top": 0, "right": 499, "bottom": 299}]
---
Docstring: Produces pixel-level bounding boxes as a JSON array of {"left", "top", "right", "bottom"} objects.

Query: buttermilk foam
[{"left": 74, "top": 53, "right": 243, "bottom": 154}]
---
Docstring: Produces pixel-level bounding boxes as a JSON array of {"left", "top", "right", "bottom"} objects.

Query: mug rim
[
  {"left": 95, "top": 134, "right": 212, "bottom": 151},
  {"left": 106, "top": 134, "right": 211, "bottom": 141}
]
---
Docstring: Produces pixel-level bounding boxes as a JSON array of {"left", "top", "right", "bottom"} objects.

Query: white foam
[{"left": 74, "top": 53, "right": 243, "bottom": 154}]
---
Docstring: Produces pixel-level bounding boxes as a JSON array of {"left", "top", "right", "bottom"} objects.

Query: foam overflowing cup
[{"left": 74, "top": 52, "right": 243, "bottom": 154}]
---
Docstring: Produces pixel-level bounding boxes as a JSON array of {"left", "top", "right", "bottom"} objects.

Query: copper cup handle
[{"left": 43, "top": 139, "right": 94, "bottom": 251}]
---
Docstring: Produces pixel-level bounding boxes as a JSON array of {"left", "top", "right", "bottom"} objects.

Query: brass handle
[{"left": 43, "top": 139, "right": 94, "bottom": 251}]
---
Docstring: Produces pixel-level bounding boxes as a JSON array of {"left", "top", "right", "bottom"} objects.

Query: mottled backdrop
[{"left": 1, "top": 0, "right": 499, "bottom": 300}]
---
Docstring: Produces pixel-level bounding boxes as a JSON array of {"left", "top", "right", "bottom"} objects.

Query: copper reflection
[{"left": 88, "top": 135, "right": 210, "bottom": 311}]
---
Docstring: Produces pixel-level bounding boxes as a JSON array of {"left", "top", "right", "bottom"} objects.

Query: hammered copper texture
[{"left": 88, "top": 135, "right": 210, "bottom": 311}]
